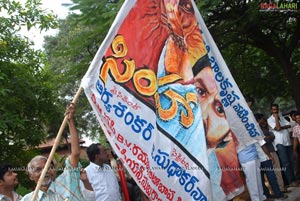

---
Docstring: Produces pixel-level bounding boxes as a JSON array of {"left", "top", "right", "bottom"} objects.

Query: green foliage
[
  {"left": 0, "top": 0, "right": 60, "bottom": 164},
  {"left": 16, "top": 184, "right": 32, "bottom": 196},
  {"left": 197, "top": 0, "right": 300, "bottom": 110},
  {"left": 6, "top": 149, "right": 41, "bottom": 191},
  {"left": 79, "top": 158, "right": 90, "bottom": 168},
  {"left": 53, "top": 153, "right": 67, "bottom": 176},
  {"left": 42, "top": 0, "right": 300, "bottom": 143},
  {"left": 43, "top": 0, "right": 124, "bottom": 141},
  {"left": 1, "top": 0, "right": 58, "bottom": 28}
]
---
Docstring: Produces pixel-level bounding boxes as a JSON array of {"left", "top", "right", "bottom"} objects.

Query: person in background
[
  {"left": 21, "top": 103, "right": 94, "bottom": 200},
  {"left": 290, "top": 110, "right": 300, "bottom": 182},
  {"left": 238, "top": 143, "right": 266, "bottom": 201},
  {"left": 255, "top": 113, "right": 286, "bottom": 194},
  {"left": 80, "top": 168, "right": 95, "bottom": 201},
  {"left": 292, "top": 111, "right": 300, "bottom": 182},
  {"left": 107, "top": 147, "right": 142, "bottom": 201},
  {"left": 254, "top": 113, "right": 287, "bottom": 199},
  {"left": 289, "top": 111, "right": 297, "bottom": 151},
  {"left": 256, "top": 140, "right": 288, "bottom": 200},
  {"left": 267, "top": 104, "right": 299, "bottom": 188},
  {"left": 0, "top": 163, "right": 22, "bottom": 201},
  {"left": 85, "top": 143, "right": 121, "bottom": 201},
  {"left": 289, "top": 111, "right": 297, "bottom": 131}
]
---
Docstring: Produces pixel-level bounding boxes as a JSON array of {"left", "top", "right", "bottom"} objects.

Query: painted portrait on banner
[
  {"left": 81, "top": 0, "right": 262, "bottom": 200},
  {"left": 83, "top": 0, "right": 213, "bottom": 200}
]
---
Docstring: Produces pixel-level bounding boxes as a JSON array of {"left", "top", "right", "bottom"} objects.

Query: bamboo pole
[{"left": 30, "top": 87, "right": 83, "bottom": 201}]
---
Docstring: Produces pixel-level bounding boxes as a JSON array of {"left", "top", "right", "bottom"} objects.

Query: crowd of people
[
  {"left": 0, "top": 104, "right": 147, "bottom": 201},
  {"left": 236, "top": 103, "right": 300, "bottom": 201},
  {"left": 1, "top": 102, "right": 300, "bottom": 201}
]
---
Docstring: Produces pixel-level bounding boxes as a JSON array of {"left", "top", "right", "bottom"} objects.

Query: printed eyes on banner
[
  {"left": 196, "top": 87, "right": 205, "bottom": 97},
  {"left": 214, "top": 101, "right": 225, "bottom": 116},
  {"left": 195, "top": 85, "right": 225, "bottom": 117}
]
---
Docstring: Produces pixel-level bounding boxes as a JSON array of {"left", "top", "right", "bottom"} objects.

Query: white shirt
[
  {"left": 85, "top": 162, "right": 121, "bottom": 201},
  {"left": 79, "top": 182, "right": 95, "bottom": 201},
  {"left": 288, "top": 119, "right": 296, "bottom": 134},
  {"left": 267, "top": 115, "right": 291, "bottom": 146},
  {"left": 0, "top": 191, "right": 22, "bottom": 201},
  {"left": 256, "top": 140, "right": 270, "bottom": 162}
]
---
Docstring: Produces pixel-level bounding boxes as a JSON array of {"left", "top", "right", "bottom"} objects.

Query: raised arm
[
  {"left": 65, "top": 103, "right": 80, "bottom": 167},
  {"left": 273, "top": 112, "right": 282, "bottom": 131},
  {"left": 273, "top": 113, "right": 291, "bottom": 131}
]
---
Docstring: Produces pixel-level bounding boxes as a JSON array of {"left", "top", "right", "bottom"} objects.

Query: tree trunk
[
  {"left": 277, "top": 55, "right": 300, "bottom": 110},
  {"left": 291, "top": 83, "right": 300, "bottom": 110}
]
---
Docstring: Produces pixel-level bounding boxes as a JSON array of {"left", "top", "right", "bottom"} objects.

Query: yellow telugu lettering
[
  {"left": 99, "top": 35, "right": 156, "bottom": 97},
  {"left": 155, "top": 89, "right": 197, "bottom": 128},
  {"left": 100, "top": 35, "right": 197, "bottom": 128},
  {"left": 133, "top": 69, "right": 157, "bottom": 97}
]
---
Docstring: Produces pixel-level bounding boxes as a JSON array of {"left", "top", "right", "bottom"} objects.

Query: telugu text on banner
[
  {"left": 81, "top": 0, "right": 211, "bottom": 200},
  {"left": 81, "top": 0, "right": 263, "bottom": 200}
]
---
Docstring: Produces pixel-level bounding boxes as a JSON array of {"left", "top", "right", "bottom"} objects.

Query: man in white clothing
[
  {"left": 85, "top": 143, "right": 121, "bottom": 201},
  {"left": 267, "top": 103, "right": 298, "bottom": 187}
]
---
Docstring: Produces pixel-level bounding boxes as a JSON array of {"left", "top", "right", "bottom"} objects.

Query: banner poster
[
  {"left": 81, "top": 0, "right": 263, "bottom": 200},
  {"left": 194, "top": 6, "right": 263, "bottom": 152}
]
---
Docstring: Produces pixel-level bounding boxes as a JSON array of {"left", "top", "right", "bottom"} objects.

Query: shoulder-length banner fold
[{"left": 81, "top": 0, "right": 262, "bottom": 200}]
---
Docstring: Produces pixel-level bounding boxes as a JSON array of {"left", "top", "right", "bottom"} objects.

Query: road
[{"left": 233, "top": 186, "right": 300, "bottom": 201}]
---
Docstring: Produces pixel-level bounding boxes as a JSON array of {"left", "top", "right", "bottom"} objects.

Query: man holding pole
[{"left": 21, "top": 103, "right": 94, "bottom": 201}]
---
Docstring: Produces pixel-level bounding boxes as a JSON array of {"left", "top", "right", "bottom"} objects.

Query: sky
[{"left": 20, "top": 0, "right": 72, "bottom": 49}]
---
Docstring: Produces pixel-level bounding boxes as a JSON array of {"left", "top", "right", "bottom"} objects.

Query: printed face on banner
[
  {"left": 194, "top": 65, "right": 232, "bottom": 149},
  {"left": 192, "top": 56, "right": 243, "bottom": 198},
  {"left": 82, "top": 0, "right": 247, "bottom": 200},
  {"left": 99, "top": 0, "right": 208, "bottom": 158}
]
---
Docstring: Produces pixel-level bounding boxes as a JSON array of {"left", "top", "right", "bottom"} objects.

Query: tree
[
  {"left": 44, "top": 0, "right": 300, "bottom": 138},
  {"left": 196, "top": 0, "right": 300, "bottom": 110},
  {"left": 43, "top": 0, "right": 124, "bottom": 140},
  {"left": 0, "top": 0, "right": 59, "bottom": 163}
]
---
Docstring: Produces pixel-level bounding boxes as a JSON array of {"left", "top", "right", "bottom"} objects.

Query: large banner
[
  {"left": 195, "top": 11, "right": 263, "bottom": 152},
  {"left": 81, "top": 0, "right": 263, "bottom": 200}
]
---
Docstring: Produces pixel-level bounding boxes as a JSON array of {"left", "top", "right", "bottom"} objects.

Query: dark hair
[
  {"left": 0, "top": 162, "right": 13, "bottom": 181},
  {"left": 294, "top": 111, "right": 300, "bottom": 117},
  {"left": 192, "top": 54, "right": 211, "bottom": 76},
  {"left": 270, "top": 103, "right": 279, "bottom": 109},
  {"left": 290, "top": 110, "right": 297, "bottom": 117},
  {"left": 284, "top": 116, "right": 290, "bottom": 122},
  {"left": 86, "top": 143, "right": 101, "bottom": 162},
  {"left": 254, "top": 113, "right": 264, "bottom": 121}
]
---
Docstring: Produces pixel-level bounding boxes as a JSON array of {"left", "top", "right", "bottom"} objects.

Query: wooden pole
[{"left": 30, "top": 87, "right": 83, "bottom": 201}]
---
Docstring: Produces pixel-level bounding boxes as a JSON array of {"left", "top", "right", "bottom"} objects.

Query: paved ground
[
  {"left": 233, "top": 186, "right": 300, "bottom": 201},
  {"left": 286, "top": 187, "right": 300, "bottom": 201}
]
